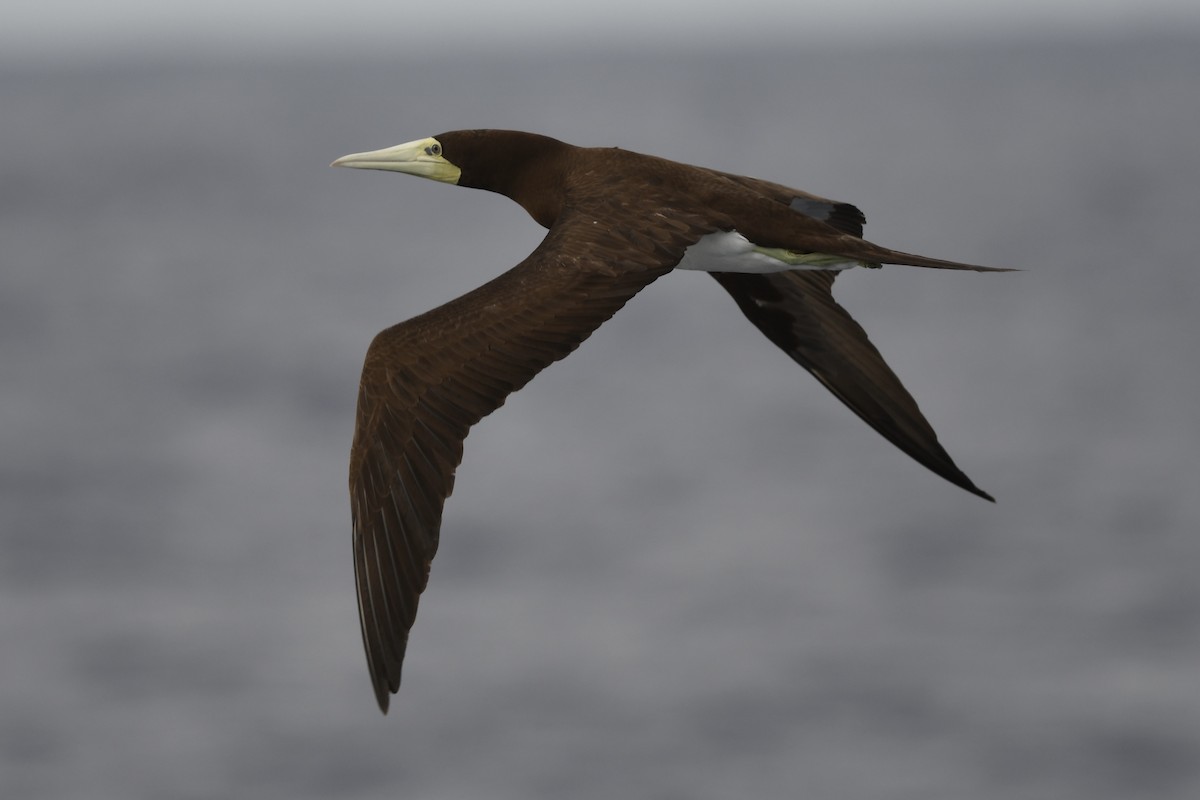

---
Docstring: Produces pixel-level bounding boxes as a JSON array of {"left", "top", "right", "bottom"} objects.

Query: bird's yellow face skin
[{"left": 331, "top": 137, "right": 461, "bottom": 184}]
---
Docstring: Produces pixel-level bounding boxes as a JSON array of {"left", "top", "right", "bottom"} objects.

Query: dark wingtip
[
  {"left": 957, "top": 478, "right": 996, "bottom": 503},
  {"left": 971, "top": 485, "right": 997, "bottom": 503},
  {"left": 373, "top": 681, "right": 391, "bottom": 714}
]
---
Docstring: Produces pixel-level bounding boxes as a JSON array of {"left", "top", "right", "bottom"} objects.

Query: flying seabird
[{"left": 332, "top": 129, "right": 1010, "bottom": 712}]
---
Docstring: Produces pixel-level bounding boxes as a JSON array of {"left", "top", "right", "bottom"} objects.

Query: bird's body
[{"left": 332, "top": 129, "right": 1009, "bottom": 712}]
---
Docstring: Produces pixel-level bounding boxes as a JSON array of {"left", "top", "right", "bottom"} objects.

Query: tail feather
[{"left": 871, "top": 246, "right": 1017, "bottom": 273}]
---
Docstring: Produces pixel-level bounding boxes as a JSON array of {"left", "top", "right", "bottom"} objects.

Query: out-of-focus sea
[{"left": 3, "top": 36, "right": 1198, "bottom": 799}]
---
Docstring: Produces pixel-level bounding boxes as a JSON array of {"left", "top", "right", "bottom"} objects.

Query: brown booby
[{"left": 332, "top": 129, "right": 1010, "bottom": 712}]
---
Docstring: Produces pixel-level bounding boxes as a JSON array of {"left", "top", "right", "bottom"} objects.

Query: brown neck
[{"left": 440, "top": 130, "right": 573, "bottom": 228}]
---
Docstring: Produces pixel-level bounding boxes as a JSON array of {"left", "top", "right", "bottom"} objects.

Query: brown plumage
[{"left": 333, "top": 129, "right": 1010, "bottom": 712}]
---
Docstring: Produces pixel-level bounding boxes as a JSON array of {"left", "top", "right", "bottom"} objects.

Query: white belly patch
[{"left": 675, "top": 231, "right": 862, "bottom": 274}]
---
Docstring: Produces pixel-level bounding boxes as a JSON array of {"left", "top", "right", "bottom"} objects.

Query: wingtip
[
  {"left": 962, "top": 481, "right": 996, "bottom": 503},
  {"left": 975, "top": 487, "right": 997, "bottom": 503},
  {"left": 370, "top": 674, "right": 391, "bottom": 714},
  {"left": 946, "top": 466, "right": 995, "bottom": 502}
]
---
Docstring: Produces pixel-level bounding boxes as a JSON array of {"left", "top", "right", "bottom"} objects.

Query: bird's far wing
[
  {"left": 349, "top": 206, "right": 708, "bottom": 712},
  {"left": 710, "top": 270, "right": 994, "bottom": 502}
]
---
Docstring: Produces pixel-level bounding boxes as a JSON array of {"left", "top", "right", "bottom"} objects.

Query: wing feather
[
  {"left": 349, "top": 208, "right": 705, "bottom": 711},
  {"left": 710, "top": 270, "right": 994, "bottom": 501}
]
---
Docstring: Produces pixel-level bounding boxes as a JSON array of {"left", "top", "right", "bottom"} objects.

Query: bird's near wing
[
  {"left": 710, "top": 270, "right": 994, "bottom": 501},
  {"left": 349, "top": 206, "right": 710, "bottom": 712}
]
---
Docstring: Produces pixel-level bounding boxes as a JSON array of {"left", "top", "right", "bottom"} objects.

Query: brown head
[{"left": 332, "top": 129, "right": 573, "bottom": 226}]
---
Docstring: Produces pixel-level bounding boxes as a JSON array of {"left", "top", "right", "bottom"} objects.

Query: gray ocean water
[{"left": 3, "top": 37, "right": 1199, "bottom": 799}]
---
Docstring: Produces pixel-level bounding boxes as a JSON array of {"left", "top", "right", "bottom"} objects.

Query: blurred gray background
[{"left": 3, "top": 3, "right": 1200, "bottom": 798}]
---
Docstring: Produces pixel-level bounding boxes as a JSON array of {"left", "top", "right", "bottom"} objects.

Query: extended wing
[{"left": 349, "top": 207, "right": 709, "bottom": 711}]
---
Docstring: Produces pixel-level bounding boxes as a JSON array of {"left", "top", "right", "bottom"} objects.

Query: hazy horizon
[{"left": 3, "top": 0, "right": 1199, "bottom": 61}]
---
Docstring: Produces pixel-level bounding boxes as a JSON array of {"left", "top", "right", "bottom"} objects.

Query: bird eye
[{"left": 425, "top": 142, "right": 442, "bottom": 157}]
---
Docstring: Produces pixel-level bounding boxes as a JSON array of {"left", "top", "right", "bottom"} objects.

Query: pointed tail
[{"left": 868, "top": 245, "right": 1017, "bottom": 273}]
